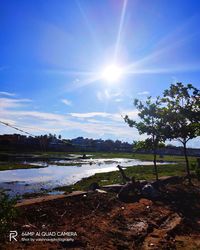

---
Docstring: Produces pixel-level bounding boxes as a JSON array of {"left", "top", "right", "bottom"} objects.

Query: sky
[{"left": 0, "top": 0, "right": 200, "bottom": 147}]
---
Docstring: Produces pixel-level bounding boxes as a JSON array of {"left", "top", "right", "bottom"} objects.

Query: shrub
[
  {"left": 195, "top": 165, "right": 200, "bottom": 181},
  {"left": 0, "top": 191, "right": 17, "bottom": 240}
]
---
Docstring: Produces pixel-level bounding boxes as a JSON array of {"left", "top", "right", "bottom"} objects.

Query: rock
[
  {"left": 141, "top": 184, "right": 160, "bottom": 198},
  {"left": 88, "top": 182, "right": 100, "bottom": 191},
  {"left": 102, "top": 184, "right": 123, "bottom": 192},
  {"left": 95, "top": 189, "right": 107, "bottom": 193}
]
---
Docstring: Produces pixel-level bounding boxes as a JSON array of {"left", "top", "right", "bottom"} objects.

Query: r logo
[{"left": 9, "top": 231, "right": 18, "bottom": 241}]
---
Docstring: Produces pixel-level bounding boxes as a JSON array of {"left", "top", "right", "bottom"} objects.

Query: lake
[{"left": 0, "top": 157, "right": 168, "bottom": 196}]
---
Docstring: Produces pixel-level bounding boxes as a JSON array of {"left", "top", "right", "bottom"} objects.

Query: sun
[{"left": 101, "top": 64, "right": 123, "bottom": 82}]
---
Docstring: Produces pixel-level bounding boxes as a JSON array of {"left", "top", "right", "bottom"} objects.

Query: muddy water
[{"left": 0, "top": 158, "right": 167, "bottom": 196}]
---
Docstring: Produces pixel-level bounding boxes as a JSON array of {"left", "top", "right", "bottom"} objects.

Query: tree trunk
[
  {"left": 117, "top": 165, "right": 131, "bottom": 183},
  {"left": 183, "top": 141, "right": 191, "bottom": 184},
  {"left": 153, "top": 149, "right": 158, "bottom": 181}
]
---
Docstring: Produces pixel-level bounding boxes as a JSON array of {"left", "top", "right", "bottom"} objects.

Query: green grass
[
  {"left": 0, "top": 150, "right": 197, "bottom": 161},
  {"left": 0, "top": 163, "right": 44, "bottom": 171},
  {"left": 55, "top": 163, "right": 196, "bottom": 193},
  {"left": 54, "top": 151, "right": 197, "bottom": 165},
  {"left": 89, "top": 152, "right": 197, "bottom": 163}
]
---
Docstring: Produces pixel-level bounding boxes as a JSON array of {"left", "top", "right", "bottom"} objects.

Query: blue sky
[{"left": 0, "top": 0, "right": 200, "bottom": 147}]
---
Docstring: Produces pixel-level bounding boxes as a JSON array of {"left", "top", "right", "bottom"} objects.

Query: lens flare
[{"left": 101, "top": 64, "right": 123, "bottom": 82}]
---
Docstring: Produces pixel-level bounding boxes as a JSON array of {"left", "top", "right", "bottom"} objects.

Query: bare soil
[{"left": 1, "top": 180, "right": 200, "bottom": 250}]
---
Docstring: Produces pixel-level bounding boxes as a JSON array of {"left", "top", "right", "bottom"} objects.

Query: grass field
[
  {"left": 55, "top": 162, "right": 197, "bottom": 193},
  {"left": 89, "top": 152, "right": 197, "bottom": 163},
  {"left": 0, "top": 163, "right": 43, "bottom": 171},
  {"left": 52, "top": 152, "right": 198, "bottom": 192}
]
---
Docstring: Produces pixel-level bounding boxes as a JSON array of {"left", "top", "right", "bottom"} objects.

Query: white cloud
[
  {"left": 0, "top": 96, "right": 140, "bottom": 141},
  {"left": 1, "top": 98, "right": 199, "bottom": 146},
  {"left": 115, "top": 98, "right": 123, "bottom": 102},
  {"left": 61, "top": 99, "right": 72, "bottom": 106},
  {"left": 119, "top": 109, "right": 139, "bottom": 119},
  {"left": 0, "top": 97, "right": 32, "bottom": 109},
  {"left": 97, "top": 89, "right": 123, "bottom": 102},
  {"left": 1, "top": 109, "right": 136, "bottom": 139},
  {"left": 69, "top": 111, "right": 137, "bottom": 123},
  {"left": 137, "top": 91, "right": 150, "bottom": 95},
  {"left": 0, "top": 118, "right": 17, "bottom": 125},
  {"left": 1, "top": 95, "right": 199, "bottom": 147},
  {"left": 97, "top": 90, "right": 109, "bottom": 101},
  {"left": 69, "top": 112, "right": 109, "bottom": 118},
  {"left": 0, "top": 91, "right": 16, "bottom": 97},
  {"left": 6, "top": 110, "right": 65, "bottom": 121}
]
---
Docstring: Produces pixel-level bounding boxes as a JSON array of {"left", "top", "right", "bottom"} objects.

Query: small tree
[
  {"left": 161, "top": 83, "right": 200, "bottom": 182},
  {"left": 124, "top": 97, "right": 165, "bottom": 181}
]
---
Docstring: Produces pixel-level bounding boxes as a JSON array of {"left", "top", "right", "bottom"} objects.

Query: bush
[
  {"left": 195, "top": 166, "right": 200, "bottom": 181},
  {"left": 196, "top": 158, "right": 200, "bottom": 181},
  {"left": 0, "top": 191, "right": 17, "bottom": 240}
]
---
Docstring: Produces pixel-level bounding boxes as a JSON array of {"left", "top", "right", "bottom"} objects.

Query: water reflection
[{"left": 0, "top": 158, "right": 168, "bottom": 196}]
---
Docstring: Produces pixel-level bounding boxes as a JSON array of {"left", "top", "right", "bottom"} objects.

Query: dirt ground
[{"left": 1, "top": 180, "right": 200, "bottom": 250}]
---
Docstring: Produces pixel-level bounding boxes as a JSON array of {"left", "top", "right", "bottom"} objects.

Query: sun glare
[{"left": 101, "top": 64, "right": 123, "bottom": 82}]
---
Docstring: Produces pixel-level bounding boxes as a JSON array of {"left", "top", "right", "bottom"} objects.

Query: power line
[
  {"left": 0, "top": 121, "right": 35, "bottom": 137},
  {"left": 0, "top": 120, "right": 70, "bottom": 147},
  {"left": 0, "top": 120, "right": 49, "bottom": 152},
  {"left": 0, "top": 120, "right": 65, "bottom": 142}
]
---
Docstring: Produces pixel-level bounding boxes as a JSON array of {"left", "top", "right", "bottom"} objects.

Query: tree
[
  {"left": 124, "top": 96, "right": 165, "bottom": 181},
  {"left": 132, "top": 140, "right": 165, "bottom": 154},
  {"left": 161, "top": 83, "right": 200, "bottom": 182}
]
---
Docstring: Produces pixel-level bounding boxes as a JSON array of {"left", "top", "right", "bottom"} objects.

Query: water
[{"left": 0, "top": 157, "right": 168, "bottom": 196}]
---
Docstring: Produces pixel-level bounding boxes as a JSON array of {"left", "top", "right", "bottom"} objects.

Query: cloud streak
[
  {"left": 61, "top": 99, "right": 72, "bottom": 106},
  {"left": 137, "top": 91, "right": 150, "bottom": 96},
  {"left": 97, "top": 89, "right": 123, "bottom": 103},
  {"left": 0, "top": 91, "right": 16, "bottom": 97},
  {"left": 0, "top": 97, "right": 32, "bottom": 109},
  {"left": 0, "top": 96, "right": 140, "bottom": 141},
  {"left": 1, "top": 96, "right": 198, "bottom": 146}
]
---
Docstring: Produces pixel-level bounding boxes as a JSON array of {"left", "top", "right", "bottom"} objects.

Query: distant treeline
[
  {"left": 0, "top": 134, "right": 74, "bottom": 152},
  {"left": 0, "top": 134, "right": 199, "bottom": 156}
]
